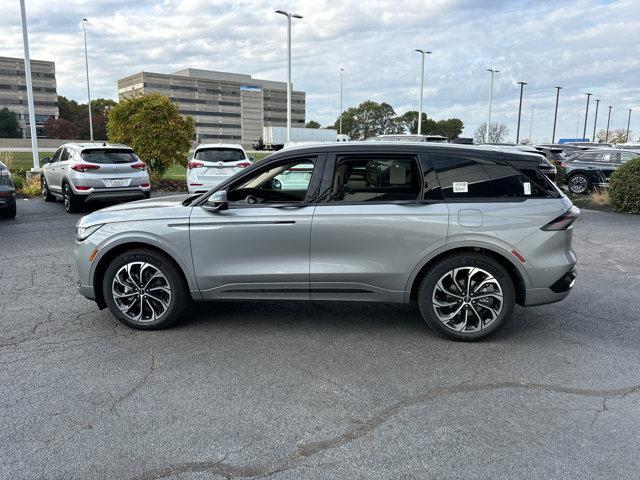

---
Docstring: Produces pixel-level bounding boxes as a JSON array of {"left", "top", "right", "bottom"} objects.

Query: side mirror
[
  {"left": 204, "top": 190, "right": 228, "bottom": 211},
  {"left": 41, "top": 157, "right": 50, "bottom": 165}
]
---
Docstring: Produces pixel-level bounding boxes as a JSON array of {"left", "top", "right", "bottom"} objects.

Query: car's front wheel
[
  {"left": 417, "top": 253, "right": 515, "bottom": 341},
  {"left": 567, "top": 173, "right": 590, "bottom": 194},
  {"left": 102, "top": 249, "right": 187, "bottom": 329}
]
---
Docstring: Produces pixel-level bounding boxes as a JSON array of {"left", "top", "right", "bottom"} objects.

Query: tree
[
  {"left": 305, "top": 120, "right": 321, "bottom": 129},
  {"left": 107, "top": 93, "right": 195, "bottom": 177},
  {"left": 596, "top": 128, "right": 631, "bottom": 144},
  {"left": 474, "top": 122, "right": 509, "bottom": 143},
  {"left": 0, "top": 108, "right": 21, "bottom": 138},
  {"left": 44, "top": 117, "right": 77, "bottom": 139},
  {"left": 332, "top": 100, "right": 403, "bottom": 139},
  {"left": 435, "top": 118, "right": 464, "bottom": 140},
  {"left": 397, "top": 111, "right": 435, "bottom": 134},
  {"left": 56, "top": 95, "right": 115, "bottom": 140}
]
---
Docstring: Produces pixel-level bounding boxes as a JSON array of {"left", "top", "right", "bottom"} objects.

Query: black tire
[
  {"left": 62, "top": 182, "right": 82, "bottom": 213},
  {"left": 0, "top": 203, "right": 16, "bottom": 219},
  {"left": 417, "top": 253, "right": 515, "bottom": 341},
  {"left": 102, "top": 248, "right": 188, "bottom": 330},
  {"left": 41, "top": 176, "right": 55, "bottom": 202},
  {"left": 143, "top": 191, "right": 151, "bottom": 199},
  {"left": 567, "top": 173, "right": 591, "bottom": 194}
]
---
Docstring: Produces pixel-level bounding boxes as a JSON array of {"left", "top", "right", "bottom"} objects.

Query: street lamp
[
  {"left": 82, "top": 18, "right": 93, "bottom": 141},
  {"left": 415, "top": 49, "right": 432, "bottom": 135},
  {"left": 605, "top": 106, "right": 612, "bottom": 142},
  {"left": 626, "top": 109, "right": 633, "bottom": 143},
  {"left": 552, "top": 86, "right": 562, "bottom": 144},
  {"left": 582, "top": 93, "right": 592, "bottom": 140},
  {"left": 275, "top": 10, "right": 303, "bottom": 143},
  {"left": 485, "top": 68, "right": 499, "bottom": 143},
  {"left": 529, "top": 104, "right": 536, "bottom": 142},
  {"left": 19, "top": 0, "right": 39, "bottom": 171},
  {"left": 592, "top": 99, "right": 600, "bottom": 142},
  {"left": 339, "top": 68, "right": 343, "bottom": 135},
  {"left": 515, "top": 81, "right": 526, "bottom": 144}
]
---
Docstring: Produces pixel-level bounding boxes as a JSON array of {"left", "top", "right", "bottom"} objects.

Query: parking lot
[{"left": 1, "top": 196, "right": 639, "bottom": 479}]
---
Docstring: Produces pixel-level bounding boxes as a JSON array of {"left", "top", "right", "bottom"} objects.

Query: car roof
[
  {"left": 270, "top": 140, "right": 545, "bottom": 164},
  {"left": 60, "top": 142, "right": 132, "bottom": 150},
  {"left": 195, "top": 143, "right": 244, "bottom": 151}
]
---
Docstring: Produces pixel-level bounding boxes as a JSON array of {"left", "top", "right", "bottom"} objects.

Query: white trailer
[{"left": 262, "top": 126, "right": 337, "bottom": 150}]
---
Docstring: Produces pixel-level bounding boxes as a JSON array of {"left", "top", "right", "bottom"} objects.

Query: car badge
[{"left": 217, "top": 162, "right": 224, "bottom": 168}]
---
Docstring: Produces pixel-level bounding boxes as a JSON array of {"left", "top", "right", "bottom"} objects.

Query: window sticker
[
  {"left": 524, "top": 182, "right": 532, "bottom": 195},
  {"left": 453, "top": 181, "right": 468, "bottom": 193},
  {"left": 603, "top": 154, "right": 611, "bottom": 162}
]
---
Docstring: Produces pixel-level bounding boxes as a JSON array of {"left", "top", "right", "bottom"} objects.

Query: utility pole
[
  {"left": 605, "top": 106, "right": 612, "bottom": 142},
  {"left": 414, "top": 49, "right": 431, "bottom": 135},
  {"left": 592, "top": 99, "right": 600, "bottom": 142},
  {"left": 515, "top": 81, "right": 526, "bottom": 143},
  {"left": 485, "top": 68, "right": 499, "bottom": 142},
  {"left": 19, "top": 0, "right": 40, "bottom": 171},
  {"left": 82, "top": 18, "right": 93, "bottom": 141},
  {"left": 552, "top": 86, "right": 562, "bottom": 143},
  {"left": 582, "top": 93, "right": 592, "bottom": 140},
  {"left": 339, "top": 68, "right": 343, "bottom": 135},
  {"left": 626, "top": 109, "right": 633, "bottom": 143}
]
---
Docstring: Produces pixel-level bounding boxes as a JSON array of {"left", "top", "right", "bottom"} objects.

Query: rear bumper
[
  {"left": 73, "top": 187, "right": 149, "bottom": 202},
  {"left": 523, "top": 268, "right": 576, "bottom": 306}
]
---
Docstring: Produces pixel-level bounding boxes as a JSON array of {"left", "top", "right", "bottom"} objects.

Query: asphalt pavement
[{"left": 1, "top": 195, "right": 639, "bottom": 479}]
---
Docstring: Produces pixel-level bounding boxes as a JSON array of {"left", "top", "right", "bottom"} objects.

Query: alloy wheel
[
  {"left": 111, "top": 262, "right": 172, "bottom": 323},
  {"left": 63, "top": 185, "right": 70, "bottom": 210},
  {"left": 41, "top": 179, "right": 48, "bottom": 200},
  {"left": 432, "top": 267, "right": 503, "bottom": 333},
  {"left": 569, "top": 175, "right": 588, "bottom": 194}
]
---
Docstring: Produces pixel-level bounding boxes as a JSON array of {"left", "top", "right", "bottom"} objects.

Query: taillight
[
  {"left": 71, "top": 163, "right": 100, "bottom": 172},
  {"left": 131, "top": 162, "right": 146, "bottom": 170},
  {"left": 236, "top": 161, "right": 251, "bottom": 168},
  {"left": 188, "top": 161, "right": 204, "bottom": 169},
  {"left": 541, "top": 206, "right": 580, "bottom": 231},
  {"left": 140, "top": 183, "right": 150, "bottom": 188}
]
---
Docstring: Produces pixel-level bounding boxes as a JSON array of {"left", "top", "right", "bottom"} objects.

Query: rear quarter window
[{"left": 81, "top": 149, "right": 139, "bottom": 164}]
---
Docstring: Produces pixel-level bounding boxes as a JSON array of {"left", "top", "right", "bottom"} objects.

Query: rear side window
[
  {"left": 81, "top": 149, "right": 138, "bottom": 164},
  {"left": 431, "top": 154, "right": 560, "bottom": 200},
  {"left": 195, "top": 148, "right": 246, "bottom": 162},
  {"left": 330, "top": 156, "right": 421, "bottom": 202}
]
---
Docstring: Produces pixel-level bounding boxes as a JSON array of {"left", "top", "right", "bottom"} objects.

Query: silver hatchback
[
  {"left": 41, "top": 142, "right": 151, "bottom": 213},
  {"left": 75, "top": 142, "right": 578, "bottom": 341}
]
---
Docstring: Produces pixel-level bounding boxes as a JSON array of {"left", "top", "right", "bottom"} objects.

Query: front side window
[
  {"left": 227, "top": 157, "right": 316, "bottom": 205},
  {"left": 432, "top": 154, "right": 559, "bottom": 200},
  {"left": 60, "top": 149, "right": 70, "bottom": 162},
  {"left": 195, "top": 148, "right": 246, "bottom": 162},
  {"left": 330, "top": 156, "right": 421, "bottom": 202},
  {"left": 80, "top": 149, "right": 139, "bottom": 164},
  {"left": 50, "top": 148, "right": 63, "bottom": 163}
]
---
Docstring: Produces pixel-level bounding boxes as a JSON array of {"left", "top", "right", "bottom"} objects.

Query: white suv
[
  {"left": 41, "top": 143, "right": 151, "bottom": 213},
  {"left": 187, "top": 144, "right": 253, "bottom": 194}
]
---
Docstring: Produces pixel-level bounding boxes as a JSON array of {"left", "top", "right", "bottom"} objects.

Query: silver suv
[
  {"left": 75, "top": 142, "right": 578, "bottom": 341},
  {"left": 41, "top": 143, "right": 151, "bottom": 213}
]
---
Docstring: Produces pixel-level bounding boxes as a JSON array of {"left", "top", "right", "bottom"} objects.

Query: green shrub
[
  {"left": 609, "top": 157, "right": 640, "bottom": 214},
  {"left": 555, "top": 164, "right": 566, "bottom": 187},
  {"left": 12, "top": 175, "right": 24, "bottom": 191},
  {"left": 19, "top": 176, "right": 41, "bottom": 197}
]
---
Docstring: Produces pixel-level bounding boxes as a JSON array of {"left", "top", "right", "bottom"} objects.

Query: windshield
[
  {"left": 195, "top": 148, "right": 246, "bottom": 162},
  {"left": 81, "top": 149, "right": 139, "bottom": 164}
]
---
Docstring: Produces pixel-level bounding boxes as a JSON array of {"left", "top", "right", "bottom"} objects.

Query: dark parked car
[
  {"left": 534, "top": 146, "right": 565, "bottom": 166},
  {"left": 564, "top": 149, "right": 640, "bottom": 194},
  {"left": 0, "top": 161, "right": 17, "bottom": 219},
  {"left": 481, "top": 144, "right": 557, "bottom": 182}
]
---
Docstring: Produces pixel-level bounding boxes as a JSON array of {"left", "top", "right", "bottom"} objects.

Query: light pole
[
  {"left": 339, "top": 68, "right": 343, "bottom": 135},
  {"left": 626, "top": 109, "right": 632, "bottom": 143},
  {"left": 485, "top": 68, "right": 499, "bottom": 142},
  {"left": 82, "top": 18, "right": 94, "bottom": 141},
  {"left": 415, "top": 49, "right": 431, "bottom": 135},
  {"left": 515, "top": 81, "right": 526, "bottom": 144},
  {"left": 605, "top": 106, "right": 612, "bottom": 142},
  {"left": 592, "top": 99, "right": 600, "bottom": 142},
  {"left": 552, "top": 86, "right": 562, "bottom": 143},
  {"left": 19, "top": 0, "right": 39, "bottom": 171},
  {"left": 529, "top": 104, "right": 535, "bottom": 142},
  {"left": 275, "top": 10, "right": 303, "bottom": 143},
  {"left": 582, "top": 93, "right": 592, "bottom": 140}
]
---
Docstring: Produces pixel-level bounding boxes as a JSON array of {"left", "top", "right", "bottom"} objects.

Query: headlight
[{"left": 76, "top": 224, "right": 103, "bottom": 241}]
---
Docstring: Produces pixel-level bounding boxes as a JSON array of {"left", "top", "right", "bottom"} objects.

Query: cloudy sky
[{"left": 2, "top": 0, "right": 639, "bottom": 141}]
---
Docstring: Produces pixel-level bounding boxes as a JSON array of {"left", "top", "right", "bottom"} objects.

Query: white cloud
[{"left": 1, "top": 0, "right": 638, "bottom": 141}]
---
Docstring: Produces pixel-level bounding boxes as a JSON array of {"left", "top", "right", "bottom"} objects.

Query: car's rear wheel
[
  {"left": 62, "top": 182, "right": 82, "bottom": 213},
  {"left": 417, "top": 253, "right": 515, "bottom": 341},
  {"left": 41, "top": 176, "right": 55, "bottom": 202},
  {"left": 102, "top": 249, "right": 187, "bottom": 329},
  {"left": 0, "top": 203, "right": 16, "bottom": 219},
  {"left": 567, "top": 173, "right": 590, "bottom": 194}
]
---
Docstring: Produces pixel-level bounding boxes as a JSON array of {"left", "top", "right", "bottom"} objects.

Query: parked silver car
[
  {"left": 187, "top": 144, "right": 253, "bottom": 194},
  {"left": 41, "top": 143, "right": 151, "bottom": 213},
  {"left": 75, "top": 142, "right": 578, "bottom": 340}
]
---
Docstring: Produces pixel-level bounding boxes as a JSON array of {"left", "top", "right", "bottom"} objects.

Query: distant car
[
  {"left": 534, "top": 146, "right": 565, "bottom": 166},
  {"left": 480, "top": 144, "right": 557, "bottom": 182},
  {"left": 40, "top": 143, "right": 151, "bottom": 213},
  {"left": 563, "top": 142, "right": 613, "bottom": 149},
  {"left": 564, "top": 149, "right": 640, "bottom": 194},
  {"left": 367, "top": 134, "right": 449, "bottom": 143},
  {"left": 187, "top": 144, "right": 254, "bottom": 194},
  {"left": 0, "top": 161, "right": 17, "bottom": 219},
  {"left": 617, "top": 143, "right": 640, "bottom": 150}
]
